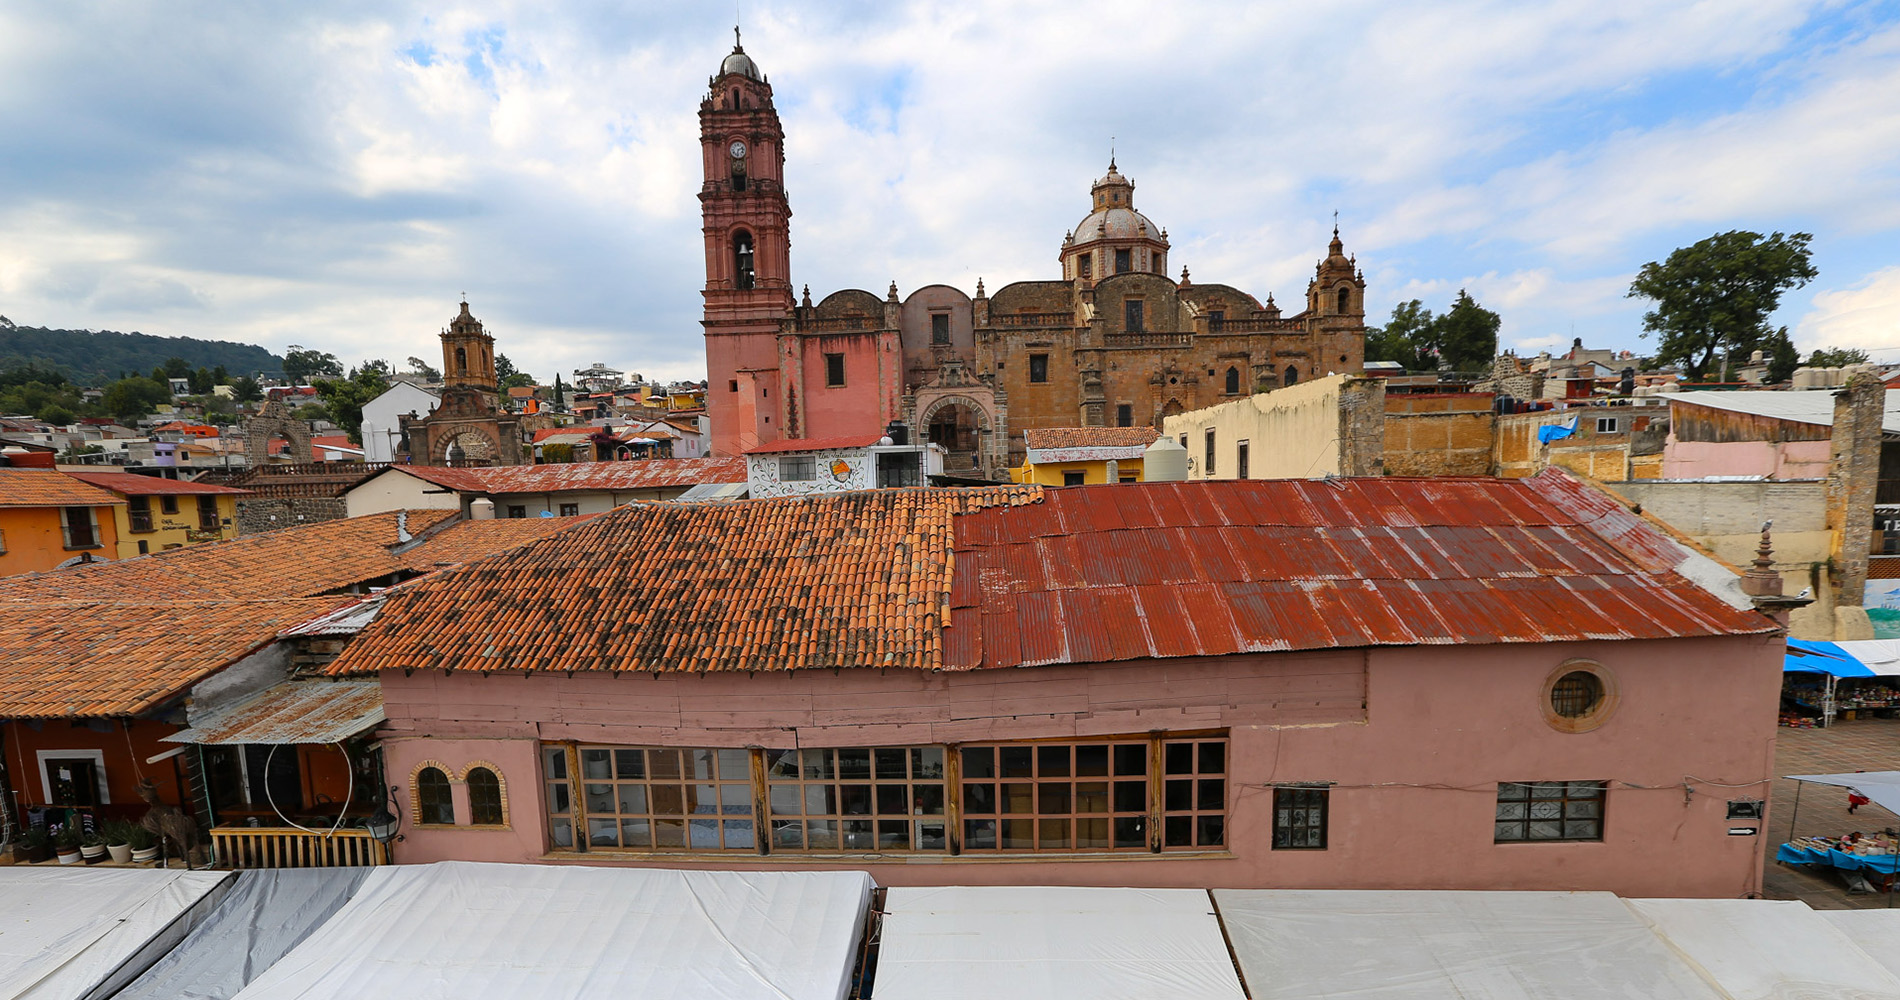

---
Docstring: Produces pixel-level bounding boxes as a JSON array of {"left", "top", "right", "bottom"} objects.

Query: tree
[
  {"left": 161, "top": 356, "right": 192, "bottom": 378},
  {"left": 188, "top": 366, "right": 214, "bottom": 394},
  {"left": 101, "top": 376, "right": 172, "bottom": 421},
  {"left": 38, "top": 404, "right": 75, "bottom": 426},
  {"left": 211, "top": 364, "right": 229, "bottom": 385},
  {"left": 551, "top": 373, "right": 566, "bottom": 412},
  {"left": 1762, "top": 328, "right": 1801, "bottom": 384},
  {"left": 495, "top": 353, "right": 535, "bottom": 390},
  {"left": 231, "top": 376, "right": 263, "bottom": 402},
  {"left": 1431, "top": 290, "right": 1501, "bottom": 372},
  {"left": 313, "top": 361, "right": 391, "bottom": 443},
  {"left": 1627, "top": 230, "right": 1817, "bottom": 381},
  {"left": 406, "top": 356, "right": 441, "bottom": 381},
  {"left": 1364, "top": 299, "right": 1436, "bottom": 371},
  {"left": 1807, "top": 346, "right": 1871, "bottom": 368},
  {"left": 282, "top": 345, "right": 343, "bottom": 384}
]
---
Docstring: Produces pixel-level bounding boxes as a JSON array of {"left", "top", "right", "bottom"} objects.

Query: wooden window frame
[
  {"left": 464, "top": 764, "right": 509, "bottom": 827},
  {"left": 197, "top": 496, "right": 220, "bottom": 531},
  {"left": 1204, "top": 428, "right": 1216, "bottom": 478},
  {"left": 128, "top": 496, "right": 154, "bottom": 534},
  {"left": 1494, "top": 781, "right": 1606, "bottom": 843},
  {"left": 930, "top": 313, "right": 951, "bottom": 345},
  {"left": 558, "top": 503, "right": 581, "bottom": 517},
  {"left": 824, "top": 352, "right": 846, "bottom": 387},
  {"left": 160, "top": 494, "right": 180, "bottom": 515},
  {"left": 571, "top": 746, "right": 757, "bottom": 853},
  {"left": 762, "top": 746, "right": 947, "bottom": 853},
  {"left": 60, "top": 507, "right": 100, "bottom": 550}
]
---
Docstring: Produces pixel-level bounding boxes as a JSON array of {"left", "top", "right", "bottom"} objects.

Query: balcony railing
[
  {"left": 800, "top": 316, "right": 880, "bottom": 332},
  {"left": 1209, "top": 318, "right": 1305, "bottom": 333},
  {"left": 991, "top": 312, "right": 1073, "bottom": 328},
  {"left": 211, "top": 826, "right": 389, "bottom": 868},
  {"left": 1104, "top": 332, "right": 1194, "bottom": 348}
]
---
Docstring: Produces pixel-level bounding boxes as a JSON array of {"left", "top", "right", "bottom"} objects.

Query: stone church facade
[
  {"left": 700, "top": 37, "right": 1368, "bottom": 477},
  {"left": 401, "top": 301, "right": 525, "bottom": 466}
]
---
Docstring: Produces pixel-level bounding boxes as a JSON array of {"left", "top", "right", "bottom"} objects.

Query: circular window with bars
[{"left": 1542, "top": 661, "right": 1616, "bottom": 733}]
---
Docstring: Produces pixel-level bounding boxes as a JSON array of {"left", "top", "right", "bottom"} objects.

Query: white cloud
[{"left": 1796, "top": 265, "right": 1900, "bottom": 355}]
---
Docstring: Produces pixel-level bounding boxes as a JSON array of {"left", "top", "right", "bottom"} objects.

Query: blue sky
[{"left": 1, "top": 1, "right": 1897, "bottom": 383}]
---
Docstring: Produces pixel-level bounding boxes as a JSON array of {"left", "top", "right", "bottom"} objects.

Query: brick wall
[
  {"left": 236, "top": 497, "right": 348, "bottom": 535},
  {"left": 1383, "top": 394, "right": 1495, "bottom": 476}
]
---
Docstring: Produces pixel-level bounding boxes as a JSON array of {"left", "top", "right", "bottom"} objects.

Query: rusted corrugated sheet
[
  {"left": 164, "top": 680, "right": 383, "bottom": 745},
  {"left": 943, "top": 474, "right": 1776, "bottom": 670}
]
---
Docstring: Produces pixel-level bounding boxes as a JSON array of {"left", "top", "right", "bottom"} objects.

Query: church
[{"left": 700, "top": 36, "right": 1368, "bottom": 477}]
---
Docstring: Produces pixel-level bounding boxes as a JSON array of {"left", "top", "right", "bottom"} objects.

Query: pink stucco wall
[
  {"left": 796, "top": 333, "right": 896, "bottom": 441},
  {"left": 377, "top": 634, "right": 1781, "bottom": 897},
  {"left": 1661, "top": 436, "right": 1832, "bottom": 480}
]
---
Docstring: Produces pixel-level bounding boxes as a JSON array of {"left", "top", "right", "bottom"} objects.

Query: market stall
[
  {"left": 1829, "top": 640, "right": 1900, "bottom": 719},
  {"left": 1777, "top": 771, "right": 1900, "bottom": 893},
  {"left": 0, "top": 866, "right": 233, "bottom": 1000},
  {"left": 1781, "top": 639, "right": 1880, "bottom": 727},
  {"left": 872, "top": 886, "right": 1247, "bottom": 1000}
]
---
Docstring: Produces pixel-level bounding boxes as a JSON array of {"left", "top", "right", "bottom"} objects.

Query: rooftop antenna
[{"left": 1110, "top": 136, "right": 1116, "bottom": 170}]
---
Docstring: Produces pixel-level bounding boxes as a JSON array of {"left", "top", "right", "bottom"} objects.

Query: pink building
[{"left": 331, "top": 475, "right": 1784, "bottom": 897}]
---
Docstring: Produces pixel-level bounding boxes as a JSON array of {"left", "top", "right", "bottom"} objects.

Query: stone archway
[
  {"left": 914, "top": 390, "right": 1002, "bottom": 480},
  {"left": 244, "top": 400, "right": 313, "bottom": 467},
  {"left": 431, "top": 425, "right": 499, "bottom": 466}
]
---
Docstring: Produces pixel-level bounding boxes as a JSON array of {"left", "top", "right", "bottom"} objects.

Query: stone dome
[
  {"left": 720, "top": 31, "right": 762, "bottom": 81},
  {"left": 1071, "top": 206, "right": 1162, "bottom": 242}
]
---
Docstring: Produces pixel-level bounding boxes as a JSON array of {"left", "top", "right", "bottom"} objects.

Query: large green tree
[
  {"left": 1627, "top": 230, "right": 1816, "bottom": 381},
  {"left": 313, "top": 361, "right": 391, "bottom": 443},
  {"left": 101, "top": 376, "right": 171, "bottom": 421},
  {"left": 495, "top": 353, "right": 535, "bottom": 391},
  {"left": 282, "top": 345, "right": 344, "bottom": 384},
  {"left": 1363, "top": 292, "right": 1500, "bottom": 372},
  {"left": 1807, "top": 346, "right": 1871, "bottom": 368},
  {"left": 1365, "top": 299, "right": 1435, "bottom": 370}
]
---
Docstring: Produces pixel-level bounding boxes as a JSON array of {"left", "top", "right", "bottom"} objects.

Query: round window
[{"left": 1550, "top": 670, "right": 1603, "bottom": 718}]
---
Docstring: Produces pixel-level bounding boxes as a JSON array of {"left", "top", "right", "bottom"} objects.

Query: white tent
[
  {"left": 1831, "top": 640, "right": 1900, "bottom": 675},
  {"left": 1628, "top": 898, "right": 1900, "bottom": 1000},
  {"left": 229, "top": 862, "right": 873, "bottom": 1000},
  {"left": 1212, "top": 889, "right": 1728, "bottom": 999},
  {"left": 873, "top": 886, "right": 1246, "bottom": 1000},
  {"left": 0, "top": 866, "right": 232, "bottom": 1000},
  {"left": 1783, "top": 770, "right": 1900, "bottom": 817},
  {"left": 1819, "top": 911, "right": 1900, "bottom": 983}
]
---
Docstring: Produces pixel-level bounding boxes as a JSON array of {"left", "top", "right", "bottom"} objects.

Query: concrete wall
[
  {"left": 379, "top": 633, "right": 1781, "bottom": 898},
  {"left": 1383, "top": 394, "right": 1495, "bottom": 477},
  {"left": 1606, "top": 480, "right": 1830, "bottom": 600},
  {"left": 343, "top": 471, "right": 460, "bottom": 519},
  {"left": 1163, "top": 374, "right": 1384, "bottom": 480},
  {"left": 1660, "top": 439, "right": 1832, "bottom": 480}
]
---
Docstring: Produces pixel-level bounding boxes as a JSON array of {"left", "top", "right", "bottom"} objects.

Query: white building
[
  {"left": 360, "top": 382, "right": 441, "bottom": 463},
  {"left": 744, "top": 434, "right": 944, "bottom": 498}
]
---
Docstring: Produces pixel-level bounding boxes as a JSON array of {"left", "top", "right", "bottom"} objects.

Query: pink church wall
[
  {"left": 797, "top": 333, "right": 892, "bottom": 440},
  {"left": 1661, "top": 436, "right": 1832, "bottom": 480},
  {"left": 378, "top": 634, "right": 1780, "bottom": 898}
]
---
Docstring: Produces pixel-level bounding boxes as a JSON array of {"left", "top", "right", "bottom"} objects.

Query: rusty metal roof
[
  {"left": 163, "top": 679, "right": 382, "bottom": 745},
  {"left": 943, "top": 474, "right": 1776, "bottom": 670}
]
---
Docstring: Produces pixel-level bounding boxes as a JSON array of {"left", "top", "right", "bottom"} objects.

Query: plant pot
[
  {"left": 56, "top": 849, "right": 82, "bottom": 865},
  {"left": 23, "top": 844, "right": 51, "bottom": 864},
  {"left": 0, "top": 845, "right": 14, "bottom": 866},
  {"left": 107, "top": 843, "right": 133, "bottom": 864},
  {"left": 79, "top": 844, "right": 107, "bottom": 861},
  {"left": 131, "top": 846, "right": 159, "bottom": 863}
]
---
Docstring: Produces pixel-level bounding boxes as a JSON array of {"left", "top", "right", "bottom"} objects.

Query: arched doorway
[
  {"left": 926, "top": 402, "right": 982, "bottom": 476},
  {"left": 436, "top": 428, "right": 497, "bottom": 466}
]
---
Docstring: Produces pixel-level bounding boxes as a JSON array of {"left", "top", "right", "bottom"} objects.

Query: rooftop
[
  {"left": 65, "top": 471, "right": 251, "bottom": 496},
  {"left": 1670, "top": 389, "right": 1900, "bottom": 434},
  {"left": 744, "top": 434, "right": 888, "bottom": 455},
  {"left": 383, "top": 456, "right": 747, "bottom": 494},
  {"left": 0, "top": 468, "right": 125, "bottom": 507},
  {"left": 1023, "top": 426, "right": 1162, "bottom": 451}
]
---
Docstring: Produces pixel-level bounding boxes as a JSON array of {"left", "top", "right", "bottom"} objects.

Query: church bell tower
[{"left": 701, "top": 30, "right": 794, "bottom": 456}]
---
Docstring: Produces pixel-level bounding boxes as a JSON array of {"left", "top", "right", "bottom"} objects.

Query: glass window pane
[
  {"left": 1114, "top": 816, "right": 1146, "bottom": 848},
  {"left": 1530, "top": 782, "right": 1564, "bottom": 799},
  {"left": 964, "top": 819, "right": 997, "bottom": 850},
  {"left": 1076, "top": 817, "right": 1109, "bottom": 849},
  {"left": 765, "top": 748, "right": 799, "bottom": 778},
  {"left": 806, "top": 820, "right": 838, "bottom": 850},
  {"left": 1198, "top": 742, "right": 1226, "bottom": 774},
  {"left": 1165, "top": 779, "right": 1193, "bottom": 811},
  {"left": 1197, "top": 815, "right": 1225, "bottom": 847},
  {"left": 617, "top": 784, "right": 647, "bottom": 815},
  {"left": 1001, "top": 746, "right": 1033, "bottom": 778},
  {"left": 614, "top": 749, "right": 643, "bottom": 779},
  {"left": 1529, "top": 801, "right": 1562, "bottom": 820},
  {"left": 876, "top": 784, "right": 908, "bottom": 815},
  {"left": 1075, "top": 745, "right": 1109, "bottom": 776},
  {"left": 912, "top": 747, "right": 944, "bottom": 778},
  {"left": 877, "top": 819, "right": 910, "bottom": 849},
  {"left": 840, "top": 785, "right": 873, "bottom": 815},
  {"left": 1038, "top": 818, "right": 1070, "bottom": 848},
  {"left": 1564, "top": 820, "right": 1600, "bottom": 839},
  {"left": 914, "top": 784, "right": 945, "bottom": 815},
  {"left": 1001, "top": 818, "right": 1034, "bottom": 849},
  {"left": 648, "top": 749, "right": 682, "bottom": 780},
  {"left": 837, "top": 748, "right": 869, "bottom": 780},
  {"left": 806, "top": 784, "right": 836, "bottom": 815},
  {"left": 688, "top": 751, "right": 717, "bottom": 781},
  {"left": 773, "top": 821, "right": 803, "bottom": 849},
  {"left": 842, "top": 820, "right": 875, "bottom": 850},
  {"left": 620, "top": 818, "right": 651, "bottom": 848},
  {"left": 587, "top": 818, "right": 618, "bottom": 846},
  {"left": 1528, "top": 820, "right": 1563, "bottom": 839},
  {"left": 1165, "top": 743, "right": 1194, "bottom": 775},
  {"left": 1038, "top": 745, "right": 1071, "bottom": 777},
  {"left": 1497, "top": 782, "right": 1529, "bottom": 800},
  {"left": 1115, "top": 780, "right": 1146, "bottom": 812},
  {"left": 585, "top": 783, "right": 613, "bottom": 813},
  {"left": 653, "top": 818, "right": 685, "bottom": 847},
  {"left": 582, "top": 749, "right": 611, "bottom": 780},
  {"left": 1001, "top": 783, "right": 1034, "bottom": 813},
  {"left": 544, "top": 748, "right": 568, "bottom": 779},
  {"left": 716, "top": 748, "right": 750, "bottom": 777},
  {"left": 1198, "top": 779, "right": 1225, "bottom": 811},
  {"left": 770, "top": 784, "right": 801, "bottom": 816},
  {"left": 1496, "top": 801, "right": 1526, "bottom": 821},
  {"left": 690, "top": 784, "right": 717, "bottom": 814},
  {"left": 1114, "top": 744, "right": 1148, "bottom": 776},
  {"left": 916, "top": 821, "right": 947, "bottom": 851},
  {"left": 688, "top": 818, "right": 720, "bottom": 848},
  {"left": 962, "top": 747, "right": 995, "bottom": 778},
  {"left": 1164, "top": 815, "right": 1192, "bottom": 847},
  {"left": 724, "top": 820, "right": 754, "bottom": 848},
  {"left": 964, "top": 782, "right": 995, "bottom": 813},
  {"left": 875, "top": 748, "right": 907, "bottom": 778},
  {"left": 550, "top": 817, "right": 573, "bottom": 848},
  {"left": 651, "top": 785, "right": 685, "bottom": 815},
  {"left": 803, "top": 748, "right": 834, "bottom": 780},
  {"left": 721, "top": 783, "right": 751, "bottom": 814},
  {"left": 1075, "top": 782, "right": 1109, "bottom": 813},
  {"left": 1039, "top": 783, "right": 1071, "bottom": 814},
  {"left": 547, "top": 783, "right": 570, "bottom": 816},
  {"left": 1568, "top": 781, "right": 1604, "bottom": 798},
  {"left": 1495, "top": 822, "right": 1525, "bottom": 841},
  {"left": 1565, "top": 800, "right": 1601, "bottom": 819}
]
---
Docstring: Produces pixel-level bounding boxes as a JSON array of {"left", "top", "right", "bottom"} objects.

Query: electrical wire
[{"left": 261, "top": 741, "right": 354, "bottom": 839}]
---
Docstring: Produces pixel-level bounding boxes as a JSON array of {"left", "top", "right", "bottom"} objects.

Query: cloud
[{"left": 1795, "top": 265, "right": 1900, "bottom": 355}]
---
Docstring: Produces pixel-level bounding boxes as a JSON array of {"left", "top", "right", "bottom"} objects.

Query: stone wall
[
  {"left": 1383, "top": 394, "right": 1495, "bottom": 476},
  {"left": 236, "top": 497, "right": 349, "bottom": 535}
]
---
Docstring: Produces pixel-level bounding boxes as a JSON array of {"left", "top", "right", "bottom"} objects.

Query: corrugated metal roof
[
  {"left": 943, "top": 475, "right": 1776, "bottom": 670},
  {"left": 1670, "top": 390, "right": 1900, "bottom": 434},
  {"left": 744, "top": 435, "right": 886, "bottom": 455},
  {"left": 675, "top": 482, "right": 750, "bottom": 501},
  {"left": 164, "top": 680, "right": 383, "bottom": 745}
]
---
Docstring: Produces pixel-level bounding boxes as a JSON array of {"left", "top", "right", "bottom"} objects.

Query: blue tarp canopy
[{"left": 1784, "top": 639, "right": 1874, "bottom": 677}]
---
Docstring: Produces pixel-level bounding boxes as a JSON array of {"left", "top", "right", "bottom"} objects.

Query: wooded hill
[{"left": 0, "top": 316, "right": 283, "bottom": 385}]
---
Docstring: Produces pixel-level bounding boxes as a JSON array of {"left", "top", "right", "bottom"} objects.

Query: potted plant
[
  {"left": 104, "top": 821, "right": 134, "bottom": 864},
  {"left": 55, "top": 826, "right": 83, "bottom": 865},
  {"left": 79, "top": 831, "right": 108, "bottom": 863},
  {"left": 127, "top": 823, "right": 159, "bottom": 864},
  {"left": 17, "top": 827, "right": 51, "bottom": 864}
]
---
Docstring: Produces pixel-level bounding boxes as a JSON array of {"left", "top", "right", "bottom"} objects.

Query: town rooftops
[
  {"left": 744, "top": 434, "right": 888, "bottom": 454},
  {"left": 1023, "top": 427, "right": 1162, "bottom": 451},
  {"left": 65, "top": 471, "right": 251, "bottom": 496},
  {"left": 1669, "top": 389, "right": 1900, "bottom": 434},
  {"left": 373, "top": 456, "right": 747, "bottom": 494},
  {"left": 0, "top": 468, "right": 125, "bottom": 506},
  {"left": 328, "top": 473, "right": 1773, "bottom": 679}
]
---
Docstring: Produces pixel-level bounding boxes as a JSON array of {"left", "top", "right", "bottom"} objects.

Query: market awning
[
  {"left": 1829, "top": 639, "right": 1900, "bottom": 675},
  {"left": 0, "top": 867, "right": 233, "bottom": 1000},
  {"left": 1784, "top": 771, "right": 1900, "bottom": 817},
  {"left": 674, "top": 481, "right": 748, "bottom": 501},
  {"left": 163, "top": 680, "right": 383, "bottom": 745},
  {"left": 1784, "top": 638, "right": 1873, "bottom": 676}
]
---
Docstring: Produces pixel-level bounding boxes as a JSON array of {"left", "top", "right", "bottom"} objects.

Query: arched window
[
  {"left": 1225, "top": 367, "right": 1240, "bottom": 394},
  {"left": 416, "top": 766, "right": 454, "bottom": 825},
  {"left": 455, "top": 347, "right": 467, "bottom": 374},
  {"left": 1336, "top": 287, "right": 1351, "bottom": 313},
  {"left": 733, "top": 232, "right": 755, "bottom": 290},
  {"left": 467, "top": 766, "right": 505, "bottom": 825},
  {"left": 730, "top": 88, "right": 740, "bottom": 110},
  {"left": 1284, "top": 365, "right": 1299, "bottom": 386}
]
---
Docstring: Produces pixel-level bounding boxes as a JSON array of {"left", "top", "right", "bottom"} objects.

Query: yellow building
[
  {"left": 1160, "top": 374, "right": 1386, "bottom": 480},
  {"left": 1011, "top": 427, "right": 1159, "bottom": 485},
  {"left": 66, "top": 471, "right": 249, "bottom": 558},
  {"left": 0, "top": 466, "right": 124, "bottom": 576}
]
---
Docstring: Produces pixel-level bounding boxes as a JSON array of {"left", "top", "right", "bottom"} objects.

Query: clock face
[{"left": 729, "top": 140, "right": 747, "bottom": 159}]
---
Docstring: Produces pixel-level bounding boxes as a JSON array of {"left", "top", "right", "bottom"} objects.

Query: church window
[
  {"left": 1336, "top": 287, "right": 1351, "bottom": 313},
  {"left": 1116, "top": 404, "right": 1133, "bottom": 427},
  {"left": 1225, "top": 367, "right": 1240, "bottom": 395},
  {"left": 1204, "top": 429, "right": 1216, "bottom": 478},
  {"left": 734, "top": 232, "right": 755, "bottom": 290},
  {"left": 1124, "top": 299, "right": 1144, "bottom": 333},
  {"left": 730, "top": 88, "right": 740, "bottom": 110},
  {"left": 730, "top": 157, "right": 747, "bottom": 192},
  {"left": 1115, "top": 249, "right": 1130, "bottom": 274},
  {"left": 1285, "top": 365, "right": 1299, "bottom": 386},
  {"left": 825, "top": 353, "right": 846, "bottom": 387},
  {"left": 456, "top": 347, "right": 467, "bottom": 374},
  {"left": 1078, "top": 254, "right": 1092, "bottom": 280},
  {"left": 1208, "top": 310, "right": 1224, "bottom": 327},
  {"left": 1152, "top": 254, "right": 1163, "bottom": 274},
  {"left": 1029, "top": 354, "right": 1049, "bottom": 384},
  {"left": 931, "top": 313, "right": 950, "bottom": 345}
]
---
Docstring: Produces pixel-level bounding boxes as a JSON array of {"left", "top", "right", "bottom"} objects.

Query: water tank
[
  {"left": 1143, "top": 435, "right": 1189, "bottom": 482},
  {"left": 470, "top": 498, "right": 496, "bottom": 520},
  {"left": 1793, "top": 368, "right": 1819, "bottom": 390}
]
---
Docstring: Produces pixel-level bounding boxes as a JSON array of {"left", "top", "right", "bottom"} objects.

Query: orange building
[{"left": 0, "top": 468, "right": 124, "bottom": 576}]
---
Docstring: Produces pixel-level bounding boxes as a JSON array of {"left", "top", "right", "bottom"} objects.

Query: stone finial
[
  {"left": 1740, "top": 520, "right": 1783, "bottom": 598},
  {"left": 801, "top": 284, "right": 812, "bottom": 308},
  {"left": 887, "top": 280, "right": 900, "bottom": 302},
  {"left": 1179, "top": 266, "right": 1191, "bottom": 286},
  {"left": 975, "top": 277, "right": 986, "bottom": 298}
]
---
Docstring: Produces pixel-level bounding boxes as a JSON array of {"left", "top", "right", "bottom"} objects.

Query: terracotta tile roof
[
  {"left": 532, "top": 426, "right": 590, "bottom": 444},
  {"left": 0, "top": 509, "right": 458, "bottom": 603},
  {"left": 399, "top": 515, "right": 598, "bottom": 571},
  {"left": 1022, "top": 427, "right": 1161, "bottom": 451},
  {"left": 65, "top": 471, "right": 251, "bottom": 496},
  {"left": 327, "top": 486, "right": 1044, "bottom": 676},
  {"left": 744, "top": 435, "right": 887, "bottom": 454},
  {"left": 0, "top": 469, "right": 125, "bottom": 507},
  {"left": 379, "top": 457, "right": 747, "bottom": 495},
  {"left": 0, "top": 597, "right": 344, "bottom": 717},
  {"left": 943, "top": 474, "right": 1777, "bottom": 669}
]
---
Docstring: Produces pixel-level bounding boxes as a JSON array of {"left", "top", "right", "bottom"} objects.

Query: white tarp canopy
[
  {"left": 0, "top": 866, "right": 233, "bottom": 1000},
  {"left": 113, "top": 867, "right": 373, "bottom": 1000},
  {"left": 873, "top": 886, "right": 1247, "bottom": 1000},
  {"left": 1784, "top": 770, "right": 1900, "bottom": 818},
  {"left": 1628, "top": 898, "right": 1900, "bottom": 1000},
  {"left": 1212, "top": 889, "right": 1729, "bottom": 999},
  {"left": 1832, "top": 640, "right": 1900, "bottom": 675},
  {"left": 229, "top": 862, "right": 873, "bottom": 1000},
  {"left": 1819, "top": 911, "right": 1900, "bottom": 983}
]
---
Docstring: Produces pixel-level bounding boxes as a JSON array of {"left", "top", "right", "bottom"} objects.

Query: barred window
[
  {"left": 961, "top": 740, "right": 1150, "bottom": 852},
  {"left": 416, "top": 767, "right": 454, "bottom": 825},
  {"left": 1495, "top": 781, "right": 1604, "bottom": 842},
  {"left": 779, "top": 456, "right": 816, "bottom": 481},
  {"left": 197, "top": 496, "right": 220, "bottom": 531},
  {"left": 467, "top": 767, "right": 504, "bottom": 825},
  {"left": 764, "top": 747, "right": 945, "bottom": 852},
  {"left": 579, "top": 747, "right": 754, "bottom": 851},
  {"left": 1273, "top": 786, "right": 1327, "bottom": 849}
]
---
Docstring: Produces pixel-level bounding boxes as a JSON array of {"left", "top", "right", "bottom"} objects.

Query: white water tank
[
  {"left": 1143, "top": 435, "right": 1189, "bottom": 482},
  {"left": 470, "top": 498, "right": 496, "bottom": 520}
]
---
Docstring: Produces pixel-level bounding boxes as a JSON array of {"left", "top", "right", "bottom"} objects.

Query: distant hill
[{"left": 0, "top": 316, "right": 284, "bottom": 385}]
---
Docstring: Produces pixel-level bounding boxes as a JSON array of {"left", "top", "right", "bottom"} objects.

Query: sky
[{"left": 1, "top": 1, "right": 1897, "bottom": 384}]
